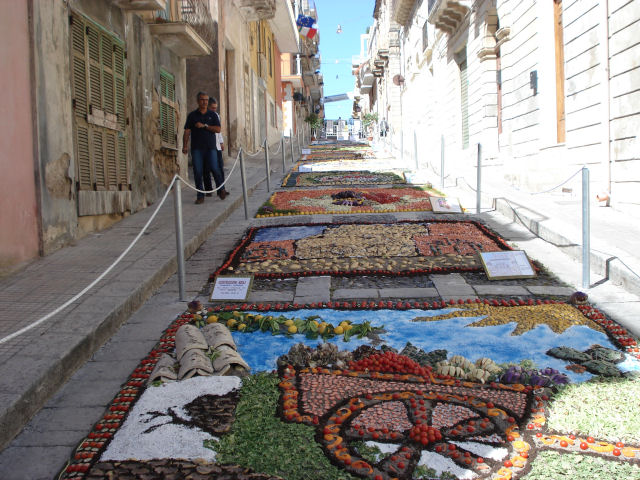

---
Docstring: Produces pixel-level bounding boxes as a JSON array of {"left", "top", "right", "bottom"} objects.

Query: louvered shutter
[
  {"left": 159, "top": 70, "right": 177, "bottom": 148},
  {"left": 71, "top": 12, "right": 128, "bottom": 192},
  {"left": 70, "top": 15, "right": 92, "bottom": 189}
]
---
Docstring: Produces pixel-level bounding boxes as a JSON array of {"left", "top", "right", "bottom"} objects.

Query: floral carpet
[
  {"left": 59, "top": 302, "right": 640, "bottom": 480},
  {"left": 256, "top": 188, "right": 439, "bottom": 217},
  {"left": 213, "top": 220, "right": 510, "bottom": 279},
  {"left": 281, "top": 170, "right": 406, "bottom": 187}
]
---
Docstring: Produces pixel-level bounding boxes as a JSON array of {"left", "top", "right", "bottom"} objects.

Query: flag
[
  {"left": 296, "top": 14, "right": 315, "bottom": 28},
  {"left": 298, "top": 26, "right": 318, "bottom": 39}
]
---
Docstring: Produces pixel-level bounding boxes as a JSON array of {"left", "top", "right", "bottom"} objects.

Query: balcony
[
  {"left": 148, "top": 0, "right": 213, "bottom": 57},
  {"left": 149, "top": 22, "right": 211, "bottom": 57},
  {"left": 428, "top": 0, "right": 471, "bottom": 35},
  {"left": 268, "top": 0, "right": 298, "bottom": 53},
  {"left": 114, "top": 0, "right": 166, "bottom": 9},
  {"left": 237, "top": 0, "right": 277, "bottom": 21},
  {"left": 391, "top": 0, "right": 418, "bottom": 26}
]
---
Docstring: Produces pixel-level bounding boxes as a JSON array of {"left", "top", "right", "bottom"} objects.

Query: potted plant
[
  {"left": 362, "top": 112, "right": 378, "bottom": 140},
  {"left": 304, "top": 113, "right": 324, "bottom": 140}
]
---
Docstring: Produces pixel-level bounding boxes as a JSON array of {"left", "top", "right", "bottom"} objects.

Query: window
[
  {"left": 70, "top": 12, "right": 128, "bottom": 191},
  {"left": 268, "top": 38, "right": 273, "bottom": 77},
  {"left": 159, "top": 70, "right": 177, "bottom": 148},
  {"left": 270, "top": 101, "right": 276, "bottom": 127}
]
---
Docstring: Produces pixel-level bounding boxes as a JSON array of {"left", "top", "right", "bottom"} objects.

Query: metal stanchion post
[
  {"left": 290, "top": 128, "right": 295, "bottom": 163},
  {"left": 476, "top": 143, "right": 482, "bottom": 214},
  {"left": 172, "top": 180, "right": 186, "bottom": 301},
  {"left": 239, "top": 149, "right": 249, "bottom": 220},
  {"left": 440, "top": 135, "right": 445, "bottom": 189},
  {"left": 281, "top": 134, "right": 286, "bottom": 172},
  {"left": 264, "top": 138, "right": 271, "bottom": 192},
  {"left": 413, "top": 130, "right": 419, "bottom": 170},
  {"left": 582, "top": 167, "right": 590, "bottom": 288},
  {"left": 298, "top": 129, "right": 301, "bottom": 154}
]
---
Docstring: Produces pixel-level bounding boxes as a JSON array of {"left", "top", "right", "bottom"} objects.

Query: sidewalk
[{"left": 0, "top": 146, "right": 293, "bottom": 451}]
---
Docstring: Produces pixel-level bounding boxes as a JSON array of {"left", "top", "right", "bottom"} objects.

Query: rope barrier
[
  {"left": 514, "top": 167, "right": 584, "bottom": 196},
  {"left": 0, "top": 174, "right": 180, "bottom": 346},
  {"left": 0, "top": 145, "right": 250, "bottom": 345},
  {"left": 178, "top": 149, "right": 242, "bottom": 195}
]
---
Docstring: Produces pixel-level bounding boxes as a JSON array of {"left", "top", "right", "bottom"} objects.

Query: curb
[
  {"left": 0, "top": 167, "right": 270, "bottom": 451},
  {"left": 494, "top": 197, "right": 640, "bottom": 298}
]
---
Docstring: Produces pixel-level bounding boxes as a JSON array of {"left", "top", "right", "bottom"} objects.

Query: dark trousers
[{"left": 192, "top": 148, "right": 223, "bottom": 198}]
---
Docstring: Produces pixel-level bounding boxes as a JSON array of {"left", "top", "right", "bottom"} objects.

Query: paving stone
[
  {"left": 71, "top": 359, "right": 140, "bottom": 383},
  {"left": 248, "top": 291, "right": 294, "bottom": 302},
  {"left": 332, "top": 288, "right": 380, "bottom": 299},
  {"left": 10, "top": 427, "right": 88, "bottom": 448},
  {"left": 0, "top": 445, "right": 70, "bottom": 480},
  {"left": 473, "top": 285, "right": 530, "bottom": 296},
  {"left": 47, "top": 379, "right": 121, "bottom": 408},
  {"left": 378, "top": 287, "right": 439, "bottom": 298},
  {"left": 526, "top": 286, "right": 576, "bottom": 296},
  {"left": 431, "top": 273, "right": 469, "bottom": 287},
  {"left": 295, "top": 276, "right": 331, "bottom": 297},
  {"left": 21, "top": 406, "right": 104, "bottom": 433}
]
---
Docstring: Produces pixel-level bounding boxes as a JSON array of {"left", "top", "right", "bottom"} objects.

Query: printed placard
[
  {"left": 211, "top": 275, "right": 254, "bottom": 301},
  {"left": 430, "top": 196, "right": 463, "bottom": 214},
  {"left": 479, "top": 251, "right": 537, "bottom": 280},
  {"left": 301, "top": 148, "right": 311, "bottom": 154}
]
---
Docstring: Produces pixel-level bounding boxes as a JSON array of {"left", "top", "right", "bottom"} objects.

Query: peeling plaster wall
[
  {"left": 0, "top": 0, "right": 40, "bottom": 271},
  {"left": 29, "top": 0, "right": 187, "bottom": 257}
]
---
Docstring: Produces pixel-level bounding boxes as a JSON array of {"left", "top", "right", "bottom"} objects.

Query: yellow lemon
[
  {"left": 287, "top": 325, "right": 298, "bottom": 334},
  {"left": 284, "top": 319, "right": 294, "bottom": 327},
  {"left": 193, "top": 314, "right": 203, "bottom": 322},
  {"left": 334, "top": 326, "right": 344, "bottom": 335},
  {"left": 339, "top": 321, "right": 350, "bottom": 327},
  {"left": 318, "top": 323, "right": 327, "bottom": 334},
  {"left": 206, "top": 315, "right": 218, "bottom": 323},
  {"left": 309, "top": 320, "right": 319, "bottom": 329},
  {"left": 238, "top": 323, "right": 247, "bottom": 331},
  {"left": 343, "top": 324, "right": 353, "bottom": 331},
  {"left": 226, "top": 319, "right": 237, "bottom": 328}
]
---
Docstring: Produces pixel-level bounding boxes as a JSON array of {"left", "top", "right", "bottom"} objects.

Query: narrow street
[{"left": 1, "top": 139, "right": 638, "bottom": 479}]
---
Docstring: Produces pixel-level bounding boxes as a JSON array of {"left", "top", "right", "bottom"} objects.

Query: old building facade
[
  {"left": 0, "top": 0, "right": 320, "bottom": 273},
  {"left": 357, "top": 0, "right": 640, "bottom": 214}
]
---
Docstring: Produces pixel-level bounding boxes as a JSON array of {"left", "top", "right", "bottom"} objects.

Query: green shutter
[
  {"left": 71, "top": 11, "right": 128, "bottom": 192},
  {"left": 76, "top": 124, "right": 91, "bottom": 189},
  {"left": 159, "top": 70, "right": 177, "bottom": 147}
]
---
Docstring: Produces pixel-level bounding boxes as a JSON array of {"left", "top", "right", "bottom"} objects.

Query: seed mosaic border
[
  {"left": 256, "top": 187, "right": 436, "bottom": 217},
  {"left": 281, "top": 170, "right": 406, "bottom": 188},
  {"left": 211, "top": 219, "right": 513, "bottom": 280},
  {"left": 57, "top": 301, "right": 639, "bottom": 479}
]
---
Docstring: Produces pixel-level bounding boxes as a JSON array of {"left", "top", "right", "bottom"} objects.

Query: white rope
[
  {"left": 178, "top": 149, "right": 241, "bottom": 194},
  {"left": 0, "top": 175, "right": 180, "bottom": 346},
  {"left": 243, "top": 139, "right": 267, "bottom": 158}
]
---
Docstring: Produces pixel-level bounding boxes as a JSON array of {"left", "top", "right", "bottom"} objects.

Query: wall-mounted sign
[
  {"left": 210, "top": 275, "right": 254, "bottom": 302},
  {"left": 479, "top": 251, "right": 536, "bottom": 280}
]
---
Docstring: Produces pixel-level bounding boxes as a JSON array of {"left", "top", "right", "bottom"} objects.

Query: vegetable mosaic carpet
[
  {"left": 281, "top": 170, "right": 406, "bottom": 188},
  {"left": 212, "top": 220, "right": 509, "bottom": 278},
  {"left": 256, "top": 188, "right": 440, "bottom": 217},
  {"left": 59, "top": 301, "right": 640, "bottom": 480}
]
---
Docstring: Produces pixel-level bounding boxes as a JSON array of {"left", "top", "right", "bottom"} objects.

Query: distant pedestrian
[
  {"left": 182, "top": 92, "right": 225, "bottom": 204},
  {"left": 379, "top": 118, "right": 388, "bottom": 137},
  {"left": 207, "top": 97, "right": 228, "bottom": 199}
]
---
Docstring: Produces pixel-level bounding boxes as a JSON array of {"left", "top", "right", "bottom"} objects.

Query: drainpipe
[{"left": 599, "top": 0, "right": 611, "bottom": 203}]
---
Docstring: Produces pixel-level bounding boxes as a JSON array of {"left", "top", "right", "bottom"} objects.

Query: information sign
[
  {"left": 479, "top": 251, "right": 536, "bottom": 280},
  {"left": 210, "top": 275, "right": 254, "bottom": 302},
  {"left": 301, "top": 148, "right": 311, "bottom": 154},
  {"left": 430, "top": 196, "right": 463, "bottom": 214}
]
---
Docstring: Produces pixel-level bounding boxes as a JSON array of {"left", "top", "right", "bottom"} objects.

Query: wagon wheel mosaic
[{"left": 212, "top": 220, "right": 513, "bottom": 280}]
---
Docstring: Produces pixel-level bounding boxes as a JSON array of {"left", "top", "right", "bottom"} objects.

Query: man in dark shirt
[
  {"left": 182, "top": 92, "right": 226, "bottom": 204},
  {"left": 206, "top": 97, "right": 228, "bottom": 199}
]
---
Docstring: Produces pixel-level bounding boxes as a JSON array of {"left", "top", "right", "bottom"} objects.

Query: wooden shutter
[
  {"left": 70, "top": 12, "right": 128, "bottom": 191},
  {"left": 159, "top": 70, "right": 177, "bottom": 147}
]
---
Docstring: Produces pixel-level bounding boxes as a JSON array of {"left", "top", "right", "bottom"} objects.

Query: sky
[{"left": 313, "top": 0, "right": 376, "bottom": 119}]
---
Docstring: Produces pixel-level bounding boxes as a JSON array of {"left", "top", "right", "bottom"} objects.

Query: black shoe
[
  {"left": 195, "top": 197, "right": 204, "bottom": 204},
  {"left": 205, "top": 193, "right": 213, "bottom": 197},
  {"left": 218, "top": 190, "right": 228, "bottom": 200}
]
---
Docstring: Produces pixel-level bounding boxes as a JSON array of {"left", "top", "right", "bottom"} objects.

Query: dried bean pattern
[
  {"left": 213, "top": 220, "right": 511, "bottom": 279},
  {"left": 278, "top": 366, "right": 536, "bottom": 479}
]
